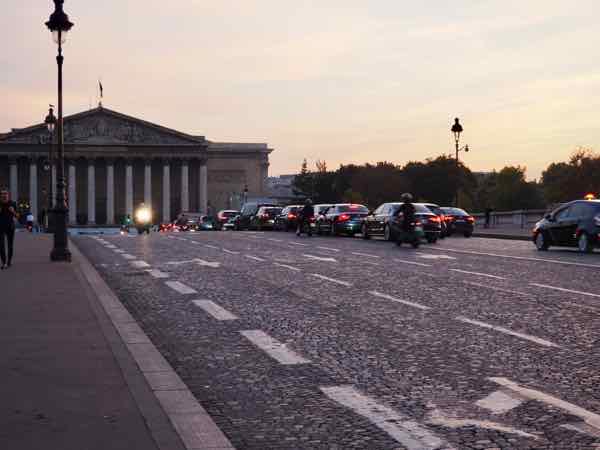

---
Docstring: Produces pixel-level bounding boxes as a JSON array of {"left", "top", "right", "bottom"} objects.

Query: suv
[
  {"left": 533, "top": 200, "right": 600, "bottom": 253},
  {"left": 235, "top": 202, "right": 277, "bottom": 230},
  {"left": 274, "top": 205, "right": 302, "bottom": 231},
  {"left": 249, "top": 206, "right": 282, "bottom": 231}
]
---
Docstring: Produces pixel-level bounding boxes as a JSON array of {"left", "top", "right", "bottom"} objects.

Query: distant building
[{"left": 266, "top": 174, "right": 301, "bottom": 205}]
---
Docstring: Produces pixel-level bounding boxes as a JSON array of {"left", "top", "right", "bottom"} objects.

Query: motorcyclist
[
  {"left": 121, "top": 214, "right": 132, "bottom": 232},
  {"left": 296, "top": 198, "right": 314, "bottom": 237},
  {"left": 396, "top": 193, "right": 416, "bottom": 232}
]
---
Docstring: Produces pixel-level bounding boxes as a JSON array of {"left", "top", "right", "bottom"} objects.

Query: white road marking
[
  {"left": 190, "top": 241, "right": 201, "bottom": 245},
  {"left": 289, "top": 242, "right": 308, "bottom": 247},
  {"left": 267, "top": 238, "right": 283, "bottom": 243},
  {"left": 193, "top": 300, "right": 238, "bottom": 321},
  {"left": 427, "top": 407, "right": 537, "bottom": 439},
  {"left": 147, "top": 269, "right": 169, "bottom": 279},
  {"left": 204, "top": 244, "right": 219, "bottom": 249},
  {"left": 194, "top": 258, "right": 221, "bottom": 268},
  {"left": 430, "top": 247, "right": 600, "bottom": 269},
  {"left": 369, "top": 290, "right": 431, "bottom": 311},
  {"left": 222, "top": 248, "right": 240, "bottom": 255},
  {"left": 303, "top": 254, "right": 337, "bottom": 263},
  {"left": 475, "top": 390, "right": 525, "bottom": 415},
  {"left": 311, "top": 273, "right": 351, "bottom": 287},
  {"left": 456, "top": 316, "right": 559, "bottom": 348},
  {"left": 351, "top": 252, "right": 380, "bottom": 259},
  {"left": 362, "top": 260, "right": 380, "bottom": 267},
  {"left": 245, "top": 255, "right": 266, "bottom": 262},
  {"left": 321, "top": 386, "right": 449, "bottom": 450},
  {"left": 273, "top": 263, "right": 301, "bottom": 272},
  {"left": 130, "top": 260, "right": 151, "bottom": 269},
  {"left": 395, "top": 259, "right": 432, "bottom": 267},
  {"left": 317, "top": 246, "right": 340, "bottom": 252},
  {"left": 121, "top": 254, "right": 136, "bottom": 260},
  {"left": 114, "top": 249, "right": 125, "bottom": 254},
  {"left": 416, "top": 253, "right": 456, "bottom": 260},
  {"left": 165, "top": 281, "right": 198, "bottom": 295},
  {"left": 450, "top": 269, "right": 505, "bottom": 280},
  {"left": 462, "top": 281, "right": 532, "bottom": 297},
  {"left": 490, "top": 377, "right": 600, "bottom": 430},
  {"left": 105, "top": 244, "right": 117, "bottom": 249},
  {"left": 240, "top": 330, "right": 310, "bottom": 365},
  {"left": 530, "top": 283, "right": 600, "bottom": 299}
]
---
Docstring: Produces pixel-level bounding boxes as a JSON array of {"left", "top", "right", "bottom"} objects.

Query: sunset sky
[{"left": 2, "top": 1, "right": 599, "bottom": 179}]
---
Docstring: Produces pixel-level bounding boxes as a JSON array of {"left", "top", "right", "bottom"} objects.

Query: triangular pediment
[{"left": 1, "top": 107, "right": 204, "bottom": 146}]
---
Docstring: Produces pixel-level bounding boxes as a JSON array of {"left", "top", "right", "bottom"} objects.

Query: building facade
[{"left": 0, "top": 107, "right": 272, "bottom": 224}]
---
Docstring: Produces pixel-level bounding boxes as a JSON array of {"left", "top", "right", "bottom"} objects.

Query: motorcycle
[
  {"left": 135, "top": 206, "right": 152, "bottom": 235},
  {"left": 296, "top": 215, "right": 315, "bottom": 236},
  {"left": 396, "top": 220, "right": 424, "bottom": 248}
]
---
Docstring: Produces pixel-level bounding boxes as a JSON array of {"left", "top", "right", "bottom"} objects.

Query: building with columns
[{"left": 0, "top": 106, "right": 272, "bottom": 225}]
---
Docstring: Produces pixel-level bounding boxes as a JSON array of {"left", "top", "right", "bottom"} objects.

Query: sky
[{"left": 2, "top": 1, "right": 599, "bottom": 180}]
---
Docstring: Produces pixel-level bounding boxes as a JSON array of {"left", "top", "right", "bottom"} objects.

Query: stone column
[
  {"left": 144, "top": 160, "right": 152, "bottom": 207},
  {"left": 68, "top": 162, "right": 77, "bottom": 225},
  {"left": 87, "top": 159, "right": 96, "bottom": 225},
  {"left": 199, "top": 161, "right": 208, "bottom": 214},
  {"left": 162, "top": 161, "right": 170, "bottom": 223},
  {"left": 106, "top": 160, "right": 115, "bottom": 225},
  {"left": 181, "top": 160, "right": 189, "bottom": 212},
  {"left": 29, "top": 159, "right": 38, "bottom": 222},
  {"left": 51, "top": 164, "right": 57, "bottom": 207},
  {"left": 9, "top": 158, "right": 18, "bottom": 202},
  {"left": 125, "top": 161, "right": 133, "bottom": 217}
]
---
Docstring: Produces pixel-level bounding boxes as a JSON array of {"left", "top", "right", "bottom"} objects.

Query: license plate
[
  {"left": 415, "top": 226, "right": 423, "bottom": 232},
  {"left": 268, "top": 220, "right": 274, "bottom": 223}
]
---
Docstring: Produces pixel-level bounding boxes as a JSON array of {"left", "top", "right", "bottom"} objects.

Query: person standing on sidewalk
[{"left": 0, "top": 189, "right": 18, "bottom": 269}]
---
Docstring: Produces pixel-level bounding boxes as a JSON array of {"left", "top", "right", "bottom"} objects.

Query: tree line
[{"left": 292, "top": 148, "right": 600, "bottom": 213}]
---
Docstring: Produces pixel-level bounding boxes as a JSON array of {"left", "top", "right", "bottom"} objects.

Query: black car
[
  {"left": 533, "top": 199, "right": 600, "bottom": 253},
  {"left": 215, "top": 209, "right": 240, "bottom": 230},
  {"left": 235, "top": 202, "right": 277, "bottom": 230},
  {"left": 363, "top": 203, "right": 441, "bottom": 243},
  {"left": 274, "top": 205, "right": 302, "bottom": 231},
  {"left": 249, "top": 206, "right": 282, "bottom": 231},
  {"left": 420, "top": 203, "right": 449, "bottom": 238},
  {"left": 440, "top": 207, "right": 475, "bottom": 237},
  {"left": 316, "top": 204, "right": 369, "bottom": 236}
]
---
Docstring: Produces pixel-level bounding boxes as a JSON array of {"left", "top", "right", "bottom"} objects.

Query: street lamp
[
  {"left": 451, "top": 117, "right": 469, "bottom": 207},
  {"left": 43, "top": 106, "right": 57, "bottom": 232},
  {"left": 46, "top": 0, "right": 74, "bottom": 262}
]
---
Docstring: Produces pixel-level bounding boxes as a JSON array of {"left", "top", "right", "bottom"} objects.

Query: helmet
[
  {"left": 401, "top": 193, "right": 413, "bottom": 202},
  {"left": 305, "top": 198, "right": 313, "bottom": 205}
]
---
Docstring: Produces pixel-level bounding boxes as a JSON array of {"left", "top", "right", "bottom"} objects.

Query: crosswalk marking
[{"left": 165, "top": 281, "right": 197, "bottom": 295}]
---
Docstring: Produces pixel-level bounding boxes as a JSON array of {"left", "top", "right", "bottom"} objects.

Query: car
[
  {"left": 235, "top": 202, "right": 277, "bottom": 230},
  {"left": 440, "top": 207, "right": 475, "bottom": 237},
  {"left": 249, "top": 206, "right": 282, "bottom": 231},
  {"left": 533, "top": 199, "right": 600, "bottom": 253},
  {"left": 364, "top": 203, "right": 441, "bottom": 243},
  {"left": 197, "top": 215, "right": 216, "bottom": 231},
  {"left": 274, "top": 205, "right": 302, "bottom": 231},
  {"left": 419, "top": 203, "right": 449, "bottom": 238},
  {"left": 222, "top": 215, "right": 238, "bottom": 230},
  {"left": 215, "top": 210, "right": 240, "bottom": 230},
  {"left": 316, "top": 204, "right": 369, "bottom": 236}
]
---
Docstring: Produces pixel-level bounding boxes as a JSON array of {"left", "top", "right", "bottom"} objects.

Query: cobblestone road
[{"left": 73, "top": 230, "right": 600, "bottom": 450}]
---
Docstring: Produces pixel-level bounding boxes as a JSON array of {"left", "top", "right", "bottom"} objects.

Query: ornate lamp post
[
  {"left": 451, "top": 117, "right": 469, "bottom": 207},
  {"left": 46, "top": 0, "right": 74, "bottom": 261},
  {"left": 44, "top": 106, "right": 57, "bottom": 232}
]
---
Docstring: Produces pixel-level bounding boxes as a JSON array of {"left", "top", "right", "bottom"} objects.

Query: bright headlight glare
[{"left": 136, "top": 208, "right": 151, "bottom": 222}]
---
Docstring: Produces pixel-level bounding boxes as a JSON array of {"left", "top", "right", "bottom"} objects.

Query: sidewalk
[{"left": 0, "top": 233, "right": 184, "bottom": 450}]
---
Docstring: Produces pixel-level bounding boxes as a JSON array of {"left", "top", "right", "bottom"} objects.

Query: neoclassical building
[{"left": 0, "top": 106, "right": 272, "bottom": 225}]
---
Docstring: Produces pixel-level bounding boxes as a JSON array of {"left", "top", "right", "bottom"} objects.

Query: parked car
[
  {"left": 419, "top": 203, "right": 449, "bottom": 238},
  {"left": 222, "top": 215, "right": 238, "bottom": 231},
  {"left": 235, "top": 202, "right": 277, "bottom": 230},
  {"left": 533, "top": 199, "right": 600, "bottom": 253},
  {"left": 316, "top": 204, "right": 369, "bottom": 236},
  {"left": 274, "top": 205, "right": 302, "bottom": 231},
  {"left": 197, "top": 215, "right": 216, "bottom": 231},
  {"left": 364, "top": 203, "right": 441, "bottom": 243},
  {"left": 249, "top": 206, "right": 282, "bottom": 230},
  {"left": 215, "top": 210, "right": 240, "bottom": 230},
  {"left": 440, "top": 207, "right": 475, "bottom": 237}
]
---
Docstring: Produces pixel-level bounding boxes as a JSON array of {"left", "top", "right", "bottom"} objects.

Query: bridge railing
[{"left": 471, "top": 209, "right": 547, "bottom": 229}]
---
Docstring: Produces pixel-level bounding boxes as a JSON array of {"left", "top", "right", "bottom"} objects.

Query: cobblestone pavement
[{"left": 73, "top": 230, "right": 600, "bottom": 450}]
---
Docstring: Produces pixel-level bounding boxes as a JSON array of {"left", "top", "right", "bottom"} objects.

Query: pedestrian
[
  {"left": 0, "top": 189, "right": 18, "bottom": 269},
  {"left": 484, "top": 207, "right": 493, "bottom": 229}
]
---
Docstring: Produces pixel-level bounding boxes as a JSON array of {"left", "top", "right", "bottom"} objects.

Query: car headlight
[{"left": 135, "top": 208, "right": 151, "bottom": 222}]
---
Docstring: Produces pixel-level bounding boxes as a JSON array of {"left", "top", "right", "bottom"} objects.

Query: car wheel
[
  {"left": 578, "top": 232, "right": 593, "bottom": 253},
  {"left": 384, "top": 225, "right": 392, "bottom": 241},
  {"left": 464, "top": 232, "right": 472, "bottom": 238},
  {"left": 362, "top": 223, "right": 370, "bottom": 240},
  {"left": 411, "top": 240, "right": 420, "bottom": 249},
  {"left": 535, "top": 231, "right": 549, "bottom": 251},
  {"left": 427, "top": 236, "right": 437, "bottom": 244}
]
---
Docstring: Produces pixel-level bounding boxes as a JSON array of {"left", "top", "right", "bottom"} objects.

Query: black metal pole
[
  {"left": 455, "top": 139, "right": 459, "bottom": 207},
  {"left": 50, "top": 33, "right": 71, "bottom": 261}
]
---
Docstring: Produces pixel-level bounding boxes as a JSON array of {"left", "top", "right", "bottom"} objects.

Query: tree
[{"left": 292, "top": 159, "right": 312, "bottom": 197}]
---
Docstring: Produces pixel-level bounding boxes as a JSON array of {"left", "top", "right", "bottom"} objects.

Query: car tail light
[
  {"left": 467, "top": 216, "right": 475, "bottom": 223},
  {"left": 261, "top": 214, "right": 270, "bottom": 219},
  {"left": 446, "top": 216, "right": 454, "bottom": 222},
  {"left": 288, "top": 213, "right": 296, "bottom": 219},
  {"left": 595, "top": 214, "right": 600, "bottom": 226},
  {"left": 428, "top": 216, "right": 440, "bottom": 223},
  {"left": 338, "top": 214, "right": 351, "bottom": 222}
]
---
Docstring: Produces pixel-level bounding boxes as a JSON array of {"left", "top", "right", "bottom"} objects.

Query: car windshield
[
  {"left": 220, "top": 211, "right": 238, "bottom": 218},
  {"left": 262, "top": 208, "right": 282, "bottom": 215},
  {"left": 337, "top": 204, "right": 368, "bottom": 213},
  {"left": 442, "top": 208, "right": 469, "bottom": 216}
]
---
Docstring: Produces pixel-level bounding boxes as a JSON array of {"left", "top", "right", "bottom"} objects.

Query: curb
[
  {"left": 70, "top": 239, "right": 235, "bottom": 450},
  {"left": 472, "top": 232, "right": 530, "bottom": 241}
]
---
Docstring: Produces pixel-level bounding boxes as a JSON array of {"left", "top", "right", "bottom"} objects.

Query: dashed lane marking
[
  {"left": 456, "top": 316, "right": 560, "bottom": 348},
  {"left": 121, "top": 254, "right": 136, "bottom": 260},
  {"left": 475, "top": 390, "right": 525, "bottom": 415},
  {"left": 267, "top": 238, "right": 284, "bottom": 243},
  {"left": 130, "top": 260, "right": 151, "bottom": 269},
  {"left": 245, "top": 255, "right": 266, "bottom": 262},
  {"left": 204, "top": 244, "right": 219, "bottom": 249},
  {"left": 222, "top": 248, "right": 240, "bottom": 255},
  {"left": 289, "top": 242, "right": 308, "bottom": 247},
  {"left": 303, "top": 254, "right": 337, "bottom": 263},
  {"left": 462, "top": 281, "right": 532, "bottom": 297},
  {"left": 273, "top": 263, "right": 301, "bottom": 272},
  {"left": 530, "top": 283, "right": 600, "bottom": 299},
  {"left": 114, "top": 249, "right": 125, "bottom": 254},
  {"left": 416, "top": 253, "right": 456, "bottom": 260},
  {"left": 193, "top": 300, "right": 238, "bottom": 321},
  {"left": 240, "top": 330, "right": 310, "bottom": 365},
  {"left": 165, "top": 281, "right": 198, "bottom": 295},
  {"left": 351, "top": 252, "right": 380, "bottom": 259},
  {"left": 369, "top": 290, "right": 431, "bottom": 311},
  {"left": 320, "top": 386, "right": 450, "bottom": 450},
  {"left": 317, "top": 246, "right": 340, "bottom": 252},
  {"left": 490, "top": 377, "right": 600, "bottom": 430},
  {"left": 146, "top": 269, "right": 169, "bottom": 279},
  {"left": 394, "top": 259, "right": 432, "bottom": 268},
  {"left": 311, "top": 273, "right": 352, "bottom": 287},
  {"left": 450, "top": 269, "right": 505, "bottom": 280}
]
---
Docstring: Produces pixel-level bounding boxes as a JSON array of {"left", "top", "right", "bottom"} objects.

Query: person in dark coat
[
  {"left": 0, "top": 189, "right": 18, "bottom": 269},
  {"left": 296, "top": 199, "right": 314, "bottom": 236}
]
